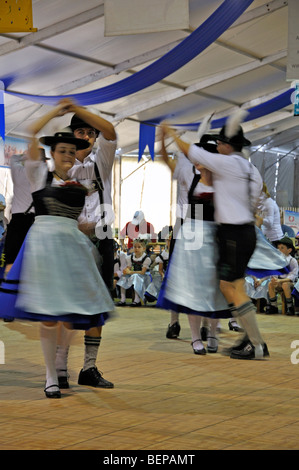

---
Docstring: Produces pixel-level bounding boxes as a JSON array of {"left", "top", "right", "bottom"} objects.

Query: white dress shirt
[
  {"left": 278, "top": 255, "right": 298, "bottom": 282},
  {"left": 188, "top": 145, "right": 263, "bottom": 225},
  {"left": 10, "top": 155, "right": 34, "bottom": 214},
  {"left": 258, "top": 195, "right": 283, "bottom": 242},
  {"left": 68, "top": 134, "right": 117, "bottom": 227}
]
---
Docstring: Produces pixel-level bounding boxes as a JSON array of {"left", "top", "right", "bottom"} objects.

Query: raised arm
[
  {"left": 60, "top": 98, "right": 116, "bottom": 141},
  {"left": 27, "top": 100, "right": 72, "bottom": 161},
  {"left": 158, "top": 127, "right": 176, "bottom": 173},
  {"left": 162, "top": 122, "right": 227, "bottom": 175},
  {"left": 161, "top": 123, "right": 191, "bottom": 158},
  {"left": 28, "top": 101, "right": 71, "bottom": 138}
]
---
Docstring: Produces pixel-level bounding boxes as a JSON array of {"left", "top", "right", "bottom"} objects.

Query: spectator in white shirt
[{"left": 256, "top": 183, "right": 283, "bottom": 245}]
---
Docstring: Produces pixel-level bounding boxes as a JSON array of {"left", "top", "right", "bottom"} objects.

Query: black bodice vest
[
  {"left": 157, "top": 253, "right": 169, "bottom": 272},
  {"left": 187, "top": 168, "right": 214, "bottom": 222},
  {"left": 130, "top": 254, "right": 149, "bottom": 271},
  {"left": 31, "top": 172, "right": 87, "bottom": 220}
]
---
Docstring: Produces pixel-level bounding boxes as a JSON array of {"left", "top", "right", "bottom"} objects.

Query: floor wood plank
[{"left": 1, "top": 306, "right": 299, "bottom": 450}]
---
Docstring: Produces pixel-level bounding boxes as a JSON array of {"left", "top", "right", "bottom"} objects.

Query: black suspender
[
  {"left": 24, "top": 171, "right": 54, "bottom": 215},
  {"left": 93, "top": 162, "right": 107, "bottom": 223},
  {"left": 188, "top": 166, "right": 201, "bottom": 220},
  {"left": 94, "top": 162, "right": 104, "bottom": 207},
  {"left": 24, "top": 202, "right": 34, "bottom": 215}
]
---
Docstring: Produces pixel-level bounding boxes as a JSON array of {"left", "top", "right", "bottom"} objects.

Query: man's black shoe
[
  {"left": 230, "top": 341, "right": 269, "bottom": 360},
  {"left": 78, "top": 367, "right": 114, "bottom": 388},
  {"left": 221, "top": 335, "right": 249, "bottom": 356},
  {"left": 265, "top": 305, "right": 279, "bottom": 314},
  {"left": 286, "top": 305, "right": 295, "bottom": 316}
]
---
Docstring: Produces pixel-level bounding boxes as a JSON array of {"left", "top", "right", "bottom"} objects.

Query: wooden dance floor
[{"left": 1, "top": 304, "right": 299, "bottom": 451}]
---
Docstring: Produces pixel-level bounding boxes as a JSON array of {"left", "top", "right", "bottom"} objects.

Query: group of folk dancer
[{"left": 0, "top": 99, "right": 297, "bottom": 398}]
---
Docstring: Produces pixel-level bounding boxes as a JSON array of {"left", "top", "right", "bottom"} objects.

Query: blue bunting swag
[
  {"left": 4, "top": 0, "right": 254, "bottom": 106},
  {"left": 141, "top": 87, "right": 295, "bottom": 161},
  {"left": 169, "top": 88, "right": 295, "bottom": 132}
]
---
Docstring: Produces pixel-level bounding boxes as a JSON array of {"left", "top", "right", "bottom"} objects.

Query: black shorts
[
  {"left": 91, "top": 227, "right": 114, "bottom": 292},
  {"left": 216, "top": 223, "right": 256, "bottom": 282},
  {"left": 4, "top": 213, "right": 35, "bottom": 264}
]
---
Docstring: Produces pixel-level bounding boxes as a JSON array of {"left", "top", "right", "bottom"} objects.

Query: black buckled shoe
[
  {"left": 230, "top": 340, "right": 269, "bottom": 360},
  {"left": 221, "top": 335, "right": 250, "bottom": 356},
  {"left": 78, "top": 367, "right": 114, "bottom": 388},
  {"left": 166, "top": 321, "right": 181, "bottom": 339}
]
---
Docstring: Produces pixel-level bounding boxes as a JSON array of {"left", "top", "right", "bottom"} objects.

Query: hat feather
[
  {"left": 197, "top": 114, "right": 213, "bottom": 140},
  {"left": 225, "top": 109, "right": 249, "bottom": 138}
]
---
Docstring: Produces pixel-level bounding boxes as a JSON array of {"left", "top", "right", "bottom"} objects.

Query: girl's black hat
[{"left": 39, "top": 132, "right": 90, "bottom": 150}]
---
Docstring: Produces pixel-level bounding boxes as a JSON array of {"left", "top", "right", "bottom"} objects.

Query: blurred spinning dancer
[
  {"left": 161, "top": 112, "right": 269, "bottom": 360},
  {"left": 0, "top": 102, "right": 114, "bottom": 398},
  {"left": 30, "top": 98, "right": 117, "bottom": 390},
  {"left": 157, "top": 132, "right": 230, "bottom": 355}
]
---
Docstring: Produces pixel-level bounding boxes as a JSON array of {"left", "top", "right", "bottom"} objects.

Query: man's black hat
[
  {"left": 195, "top": 133, "right": 218, "bottom": 153},
  {"left": 210, "top": 124, "right": 251, "bottom": 149},
  {"left": 69, "top": 114, "right": 100, "bottom": 137}
]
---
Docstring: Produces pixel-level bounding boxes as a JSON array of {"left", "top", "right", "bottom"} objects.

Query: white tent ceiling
[{"left": 0, "top": 0, "right": 297, "bottom": 161}]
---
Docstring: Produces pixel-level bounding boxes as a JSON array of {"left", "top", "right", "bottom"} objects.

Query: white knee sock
[
  {"left": 234, "top": 301, "right": 264, "bottom": 347},
  {"left": 55, "top": 323, "right": 77, "bottom": 378},
  {"left": 40, "top": 323, "right": 59, "bottom": 391},
  {"left": 188, "top": 314, "right": 204, "bottom": 349},
  {"left": 120, "top": 287, "right": 126, "bottom": 302},
  {"left": 209, "top": 318, "right": 218, "bottom": 338},
  {"left": 207, "top": 318, "right": 218, "bottom": 349}
]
